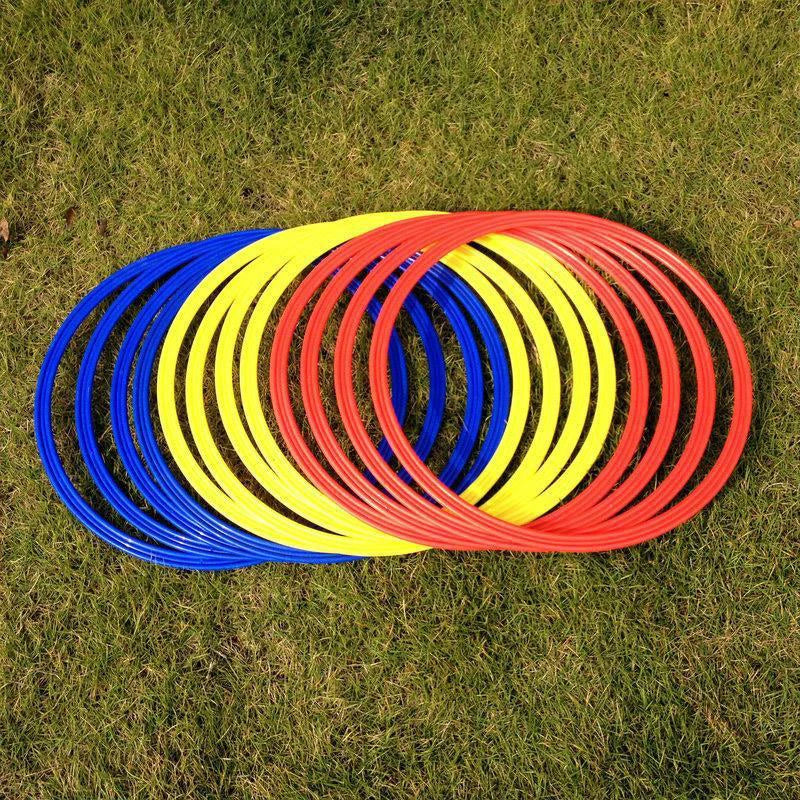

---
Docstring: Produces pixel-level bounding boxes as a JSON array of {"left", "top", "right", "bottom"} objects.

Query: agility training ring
[{"left": 35, "top": 211, "right": 753, "bottom": 568}]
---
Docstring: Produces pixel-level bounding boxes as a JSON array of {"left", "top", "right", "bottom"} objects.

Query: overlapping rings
[{"left": 35, "top": 211, "right": 753, "bottom": 569}]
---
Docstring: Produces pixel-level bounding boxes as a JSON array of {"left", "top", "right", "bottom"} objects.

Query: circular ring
[
  {"left": 38, "top": 224, "right": 514, "bottom": 565},
  {"left": 37, "top": 210, "right": 752, "bottom": 565},
  {"left": 270, "top": 211, "right": 750, "bottom": 551},
  {"left": 157, "top": 214, "right": 529, "bottom": 555},
  {"left": 270, "top": 216, "right": 618, "bottom": 536},
  {"left": 209, "top": 215, "right": 610, "bottom": 547},
  {"left": 361, "top": 212, "right": 750, "bottom": 548}
]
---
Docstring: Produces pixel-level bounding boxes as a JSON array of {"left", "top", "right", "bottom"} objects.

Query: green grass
[{"left": 2, "top": 1, "right": 799, "bottom": 797}]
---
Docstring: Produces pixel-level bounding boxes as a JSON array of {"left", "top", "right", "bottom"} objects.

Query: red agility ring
[
  {"left": 276, "top": 211, "right": 679, "bottom": 546},
  {"left": 363, "top": 213, "right": 748, "bottom": 545},
  {"left": 270, "top": 211, "right": 752, "bottom": 552},
  {"left": 269, "top": 212, "right": 653, "bottom": 542}
]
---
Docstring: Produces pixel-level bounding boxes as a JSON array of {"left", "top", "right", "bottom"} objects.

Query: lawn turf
[{"left": 1, "top": 1, "right": 799, "bottom": 798}]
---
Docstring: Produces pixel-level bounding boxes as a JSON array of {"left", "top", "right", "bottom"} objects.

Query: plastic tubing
[
  {"left": 223, "top": 234, "right": 536, "bottom": 516},
  {"left": 270, "top": 219, "right": 618, "bottom": 533},
  {"left": 290, "top": 212, "right": 692, "bottom": 548},
  {"left": 121, "top": 252, "right": 438, "bottom": 561},
  {"left": 352, "top": 212, "right": 750, "bottom": 548},
  {"left": 273, "top": 210, "right": 751, "bottom": 551},
  {"left": 167, "top": 212, "right": 612, "bottom": 552},
  {"left": 157, "top": 213, "right": 531, "bottom": 555},
  {"left": 363, "top": 214, "right": 721, "bottom": 541},
  {"left": 37, "top": 210, "right": 752, "bottom": 562},
  {"left": 38, "top": 223, "right": 514, "bottom": 566},
  {"left": 354, "top": 261, "right": 512, "bottom": 490}
]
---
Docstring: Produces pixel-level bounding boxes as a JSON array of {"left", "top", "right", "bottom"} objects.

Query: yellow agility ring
[{"left": 157, "top": 213, "right": 614, "bottom": 554}]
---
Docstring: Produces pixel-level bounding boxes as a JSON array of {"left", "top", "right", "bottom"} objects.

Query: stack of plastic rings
[{"left": 35, "top": 211, "right": 753, "bottom": 569}]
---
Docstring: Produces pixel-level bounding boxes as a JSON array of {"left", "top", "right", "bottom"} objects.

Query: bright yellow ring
[
  {"left": 157, "top": 213, "right": 615, "bottom": 554},
  {"left": 179, "top": 216, "right": 534, "bottom": 553},
  {"left": 217, "top": 229, "right": 557, "bottom": 545}
]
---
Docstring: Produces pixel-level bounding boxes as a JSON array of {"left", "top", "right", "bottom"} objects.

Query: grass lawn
[{"left": 2, "top": 1, "right": 799, "bottom": 798}]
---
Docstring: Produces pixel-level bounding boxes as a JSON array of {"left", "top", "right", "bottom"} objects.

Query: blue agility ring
[{"left": 35, "top": 231, "right": 512, "bottom": 568}]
